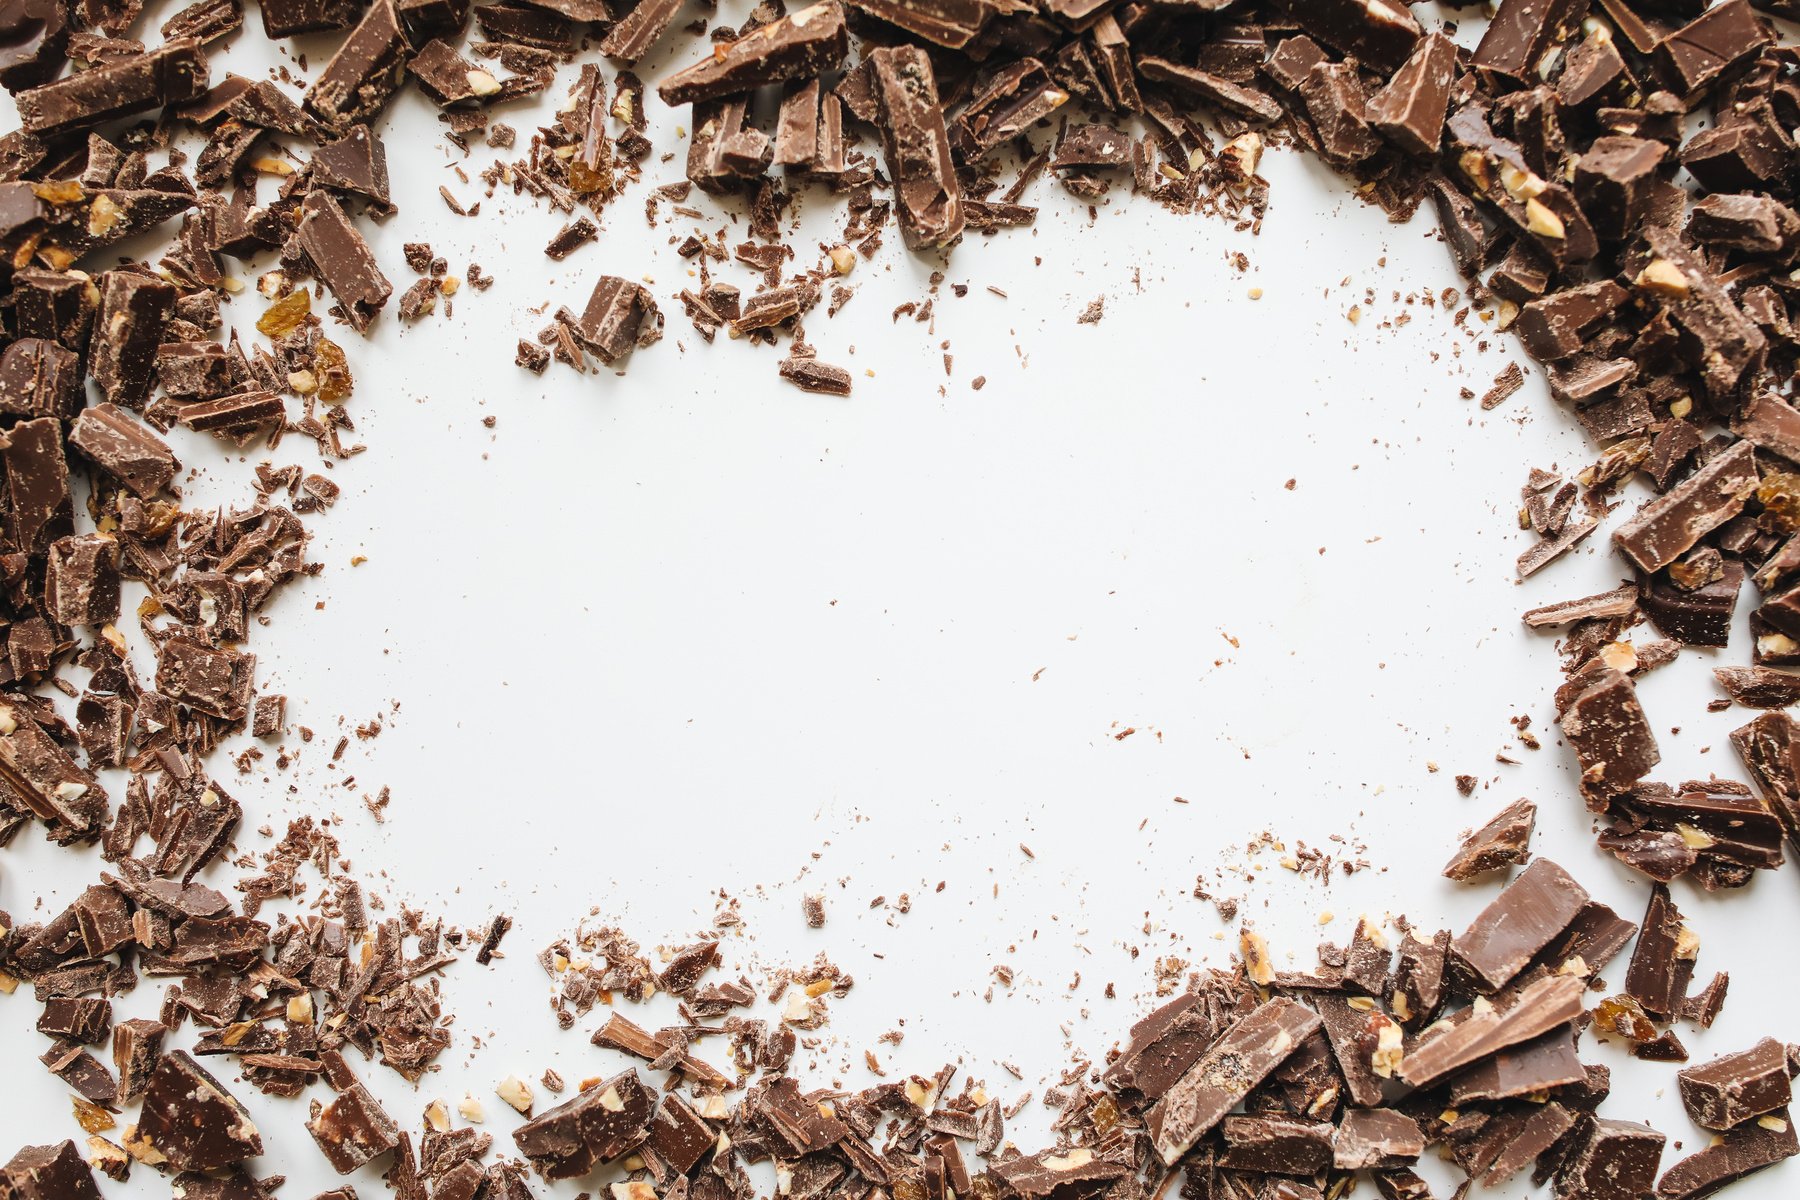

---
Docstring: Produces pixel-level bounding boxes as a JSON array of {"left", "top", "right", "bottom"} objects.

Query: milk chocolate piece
[
  {"left": 575, "top": 276, "right": 659, "bottom": 364},
  {"left": 38, "top": 997, "right": 110, "bottom": 1043},
  {"left": 1219, "top": 1115, "right": 1332, "bottom": 1174},
  {"left": 1366, "top": 32, "right": 1455, "bottom": 157},
  {"left": 1391, "top": 928, "right": 1449, "bottom": 1027},
  {"left": 1557, "top": 1119, "right": 1665, "bottom": 1200},
  {"left": 1653, "top": 2, "right": 1773, "bottom": 101},
  {"left": 0, "top": 338, "right": 79, "bottom": 419},
  {"left": 296, "top": 191, "right": 392, "bottom": 332},
  {"left": 91, "top": 271, "right": 176, "bottom": 409},
  {"left": 1691, "top": 193, "right": 1800, "bottom": 258},
  {"left": 1451, "top": 858, "right": 1590, "bottom": 991},
  {"left": 1102, "top": 992, "right": 1210, "bottom": 1105},
  {"left": 1560, "top": 669, "right": 1661, "bottom": 793},
  {"left": 157, "top": 636, "right": 254, "bottom": 720},
  {"left": 1400, "top": 973, "right": 1587, "bottom": 1088},
  {"left": 1299, "top": 61, "right": 1381, "bottom": 164},
  {"left": 1574, "top": 136, "right": 1666, "bottom": 243},
  {"left": 1310, "top": 991, "right": 1386, "bottom": 1106},
  {"left": 870, "top": 45, "right": 963, "bottom": 250},
  {"left": 1613, "top": 441, "right": 1757, "bottom": 574},
  {"left": 46, "top": 534, "right": 121, "bottom": 626},
  {"left": 599, "top": 0, "right": 682, "bottom": 63},
  {"left": 1137, "top": 57, "right": 1281, "bottom": 124},
  {"left": 0, "top": 0, "right": 70, "bottom": 91},
  {"left": 1483, "top": 1102, "right": 1577, "bottom": 1187},
  {"left": 1630, "top": 226, "right": 1766, "bottom": 401},
  {"left": 69, "top": 402, "right": 178, "bottom": 498},
  {"left": 0, "top": 710, "right": 104, "bottom": 836},
  {"left": 1523, "top": 585, "right": 1638, "bottom": 628},
  {"left": 1732, "top": 712, "right": 1800, "bottom": 850},
  {"left": 990, "top": 1148, "right": 1125, "bottom": 1199},
  {"left": 17, "top": 38, "right": 208, "bottom": 137},
  {"left": 1655, "top": 1111, "right": 1797, "bottom": 1199},
  {"left": 544, "top": 217, "right": 596, "bottom": 260},
  {"left": 308, "top": 1082, "right": 400, "bottom": 1172},
  {"left": 1145, "top": 996, "right": 1322, "bottom": 1162},
  {"left": 112, "top": 1017, "right": 165, "bottom": 1102},
  {"left": 1333, "top": 1110, "right": 1424, "bottom": 1171},
  {"left": 1267, "top": 0, "right": 1421, "bottom": 74},
  {"left": 647, "top": 1094, "right": 712, "bottom": 1174},
  {"left": 1443, "top": 798, "right": 1537, "bottom": 880},
  {"left": 1473, "top": 0, "right": 1586, "bottom": 87},
  {"left": 261, "top": 0, "right": 360, "bottom": 36},
  {"left": 847, "top": 0, "right": 990, "bottom": 49},
  {"left": 311, "top": 125, "right": 390, "bottom": 209},
  {"left": 136, "top": 1050, "right": 263, "bottom": 1172},
  {"left": 658, "top": 2, "right": 846, "bottom": 106},
  {"left": 304, "top": 0, "right": 408, "bottom": 130},
  {"left": 1516, "top": 281, "right": 1630, "bottom": 362},
  {"left": 512, "top": 1068, "right": 652, "bottom": 1180},
  {"left": 1625, "top": 884, "right": 1697, "bottom": 1018},
  {"left": 2, "top": 415, "right": 71, "bottom": 564},
  {"left": 779, "top": 356, "right": 852, "bottom": 396},
  {"left": 1678, "top": 1039, "right": 1792, "bottom": 1131},
  {"left": 0, "top": 1142, "right": 103, "bottom": 1200},
  {"left": 1448, "top": 1026, "right": 1585, "bottom": 1103}
]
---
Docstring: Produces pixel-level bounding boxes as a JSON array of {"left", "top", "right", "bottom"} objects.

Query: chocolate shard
[
  {"left": 1333, "top": 1110, "right": 1424, "bottom": 1172},
  {"left": 1652, "top": 1, "right": 1774, "bottom": 102},
  {"left": 1655, "top": 1110, "right": 1797, "bottom": 1199},
  {"left": 0, "top": 0, "right": 71, "bottom": 92},
  {"left": 308, "top": 1081, "right": 400, "bottom": 1173},
  {"left": 512, "top": 1068, "right": 653, "bottom": 1180},
  {"left": 17, "top": 38, "right": 209, "bottom": 137},
  {"left": 1298, "top": 61, "right": 1382, "bottom": 164},
  {"left": 575, "top": 276, "right": 661, "bottom": 365},
  {"left": 1366, "top": 31, "right": 1455, "bottom": 157},
  {"left": 1266, "top": 0, "right": 1421, "bottom": 74},
  {"left": 1678, "top": 1039, "right": 1792, "bottom": 1131},
  {"left": 779, "top": 355, "right": 852, "bottom": 396},
  {"left": 0, "top": 1141, "right": 104, "bottom": 1200},
  {"left": 1219, "top": 1114, "right": 1333, "bottom": 1174},
  {"left": 1482, "top": 1102, "right": 1577, "bottom": 1188},
  {"left": 870, "top": 44, "right": 962, "bottom": 250},
  {"left": 646, "top": 1093, "right": 713, "bottom": 1174},
  {"left": 990, "top": 1148, "right": 1126, "bottom": 1200},
  {"left": 1449, "top": 1025, "right": 1585, "bottom": 1104},
  {"left": 1560, "top": 669, "right": 1661, "bottom": 795},
  {"left": 2, "top": 415, "right": 73, "bottom": 558},
  {"left": 1625, "top": 884, "right": 1698, "bottom": 1019},
  {"left": 1399, "top": 972, "right": 1587, "bottom": 1089},
  {"left": 1472, "top": 0, "right": 1586, "bottom": 87},
  {"left": 310, "top": 124, "right": 391, "bottom": 209},
  {"left": 846, "top": 0, "right": 990, "bottom": 50},
  {"left": 1574, "top": 136, "right": 1667, "bottom": 243},
  {"left": 1523, "top": 585, "right": 1638, "bottom": 628},
  {"left": 46, "top": 534, "right": 121, "bottom": 627},
  {"left": 304, "top": 0, "right": 409, "bottom": 130},
  {"left": 69, "top": 402, "right": 178, "bottom": 498},
  {"left": 112, "top": 1018, "right": 165, "bottom": 1103},
  {"left": 135, "top": 1050, "right": 263, "bottom": 1172},
  {"left": 261, "top": 0, "right": 361, "bottom": 35},
  {"left": 1451, "top": 858, "right": 1590, "bottom": 992},
  {"left": 1614, "top": 440, "right": 1758, "bottom": 574},
  {"left": 1145, "top": 996, "right": 1322, "bottom": 1162},
  {"left": 1558, "top": 1119, "right": 1666, "bottom": 1200},
  {"left": 599, "top": 0, "right": 682, "bottom": 62},
  {"left": 1443, "top": 798, "right": 1537, "bottom": 880},
  {"left": 0, "top": 338, "right": 80, "bottom": 419},
  {"left": 1627, "top": 226, "right": 1767, "bottom": 402},
  {"left": 296, "top": 192, "right": 392, "bottom": 333},
  {"left": 91, "top": 271, "right": 177, "bottom": 409},
  {"left": 657, "top": 2, "right": 846, "bottom": 106},
  {"left": 1101, "top": 992, "right": 1210, "bottom": 1106}
]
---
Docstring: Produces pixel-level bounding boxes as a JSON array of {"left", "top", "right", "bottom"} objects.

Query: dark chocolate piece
[
  {"left": 46, "top": 534, "right": 121, "bottom": 627},
  {"left": 69, "top": 402, "right": 178, "bottom": 498},
  {"left": 511, "top": 1068, "right": 652, "bottom": 1180},
  {"left": 296, "top": 192, "right": 392, "bottom": 333},
  {"left": 1451, "top": 858, "right": 1589, "bottom": 991},
  {"left": 657, "top": 2, "right": 846, "bottom": 106},
  {"left": 1558, "top": 1119, "right": 1666, "bottom": 1200},
  {"left": 1400, "top": 973, "right": 1587, "bottom": 1087},
  {"left": 1333, "top": 1110, "right": 1424, "bottom": 1171},
  {"left": 599, "top": 0, "right": 681, "bottom": 63},
  {"left": 1444, "top": 798, "right": 1537, "bottom": 880},
  {"left": 308, "top": 1082, "right": 400, "bottom": 1173},
  {"left": 17, "top": 38, "right": 208, "bottom": 137},
  {"left": 779, "top": 356, "right": 852, "bottom": 396},
  {"left": 135, "top": 1050, "right": 264, "bottom": 1172},
  {"left": 1145, "top": 997, "right": 1322, "bottom": 1162},
  {"left": 1219, "top": 1114, "right": 1333, "bottom": 1174},
  {"left": 112, "top": 1018, "right": 165, "bottom": 1103},
  {"left": 869, "top": 45, "right": 963, "bottom": 250},
  {"left": 1560, "top": 669, "right": 1661, "bottom": 794},
  {"left": 304, "top": 0, "right": 409, "bottom": 130},
  {"left": 91, "top": 271, "right": 176, "bottom": 409},
  {"left": 0, "top": 1142, "right": 103, "bottom": 1200},
  {"left": 2, "top": 416, "right": 72, "bottom": 559},
  {"left": 1366, "top": 32, "right": 1455, "bottom": 157},
  {"left": 1615, "top": 441, "right": 1757, "bottom": 574},
  {"left": 1268, "top": 0, "right": 1421, "bottom": 74},
  {"left": 1679, "top": 1039, "right": 1792, "bottom": 1131},
  {"left": 1656, "top": 1111, "right": 1797, "bottom": 1199},
  {"left": 1625, "top": 884, "right": 1698, "bottom": 1019},
  {"left": 260, "top": 0, "right": 360, "bottom": 37},
  {"left": 1653, "top": 2, "right": 1773, "bottom": 101},
  {"left": 1473, "top": 0, "right": 1586, "bottom": 86},
  {"left": 575, "top": 276, "right": 660, "bottom": 364}
]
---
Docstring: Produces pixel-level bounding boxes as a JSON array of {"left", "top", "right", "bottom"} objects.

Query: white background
[{"left": 2, "top": 5, "right": 1797, "bottom": 1197}]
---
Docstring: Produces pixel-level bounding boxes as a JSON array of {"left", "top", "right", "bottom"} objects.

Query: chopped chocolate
[
  {"left": 600, "top": 0, "right": 682, "bottom": 64},
  {"left": 135, "top": 1050, "right": 263, "bottom": 1172},
  {"left": 296, "top": 192, "right": 392, "bottom": 333},
  {"left": 1560, "top": 669, "right": 1661, "bottom": 794},
  {"left": 0, "top": 1142, "right": 103, "bottom": 1200},
  {"left": 308, "top": 1082, "right": 400, "bottom": 1173},
  {"left": 17, "top": 39, "right": 208, "bottom": 137},
  {"left": 1444, "top": 798, "right": 1537, "bottom": 880},
  {"left": 1656, "top": 1111, "right": 1797, "bottom": 1199},
  {"left": 1451, "top": 858, "right": 1589, "bottom": 991},
  {"left": 69, "top": 403, "right": 177, "bottom": 498},
  {"left": 91, "top": 271, "right": 176, "bottom": 409},
  {"left": 779, "top": 355, "right": 852, "bottom": 396},
  {"left": 657, "top": 2, "right": 847, "bottom": 106},
  {"left": 1400, "top": 972, "right": 1587, "bottom": 1088},
  {"left": 1679, "top": 1039, "right": 1792, "bottom": 1131},
  {"left": 1334, "top": 1109, "right": 1424, "bottom": 1171},
  {"left": 304, "top": 0, "right": 408, "bottom": 130},
  {"left": 544, "top": 217, "right": 597, "bottom": 260},
  {"left": 575, "top": 276, "right": 661, "bottom": 364},
  {"left": 1145, "top": 996, "right": 1322, "bottom": 1162},
  {"left": 1366, "top": 32, "right": 1454, "bottom": 158},
  {"left": 511, "top": 1068, "right": 652, "bottom": 1179},
  {"left": 1625, "top": 884, "right": 1698, "bottom": 1019},
  {"left": 1558, "top": 1119, "right": 1666, "bottom": 1200},
  {"left": 869, "top": 45, "right": 962, "bottom": 250}
]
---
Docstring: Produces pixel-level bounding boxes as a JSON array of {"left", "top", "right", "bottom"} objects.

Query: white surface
[{"left": 1, "top": 6, "right": 1797, "bottom": 1197}]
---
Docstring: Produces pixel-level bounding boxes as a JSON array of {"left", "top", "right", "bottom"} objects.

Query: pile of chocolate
[{"left": 4, "top": 0, "right": 1800, "bottom": 1196}]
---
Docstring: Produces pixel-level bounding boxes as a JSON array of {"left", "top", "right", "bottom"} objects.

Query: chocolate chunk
[
  {"left": 989, "top": 1148, "right": 1125, "bottom": 1200},
  {"left": 1692, "top": 193, "right": 1800, "bottom": 258},
  {"left": 45, "top": 534, "right": 121, "bottom": 626},
  {"left": 1333, "top": 1110, "right": 1424, "bottom": 1171},
  {"left": 69, "top": 402, "right": 177, "bottom": 498},
  {"left": 1473, "top": 0, "right": 1586, "bottom": 87},
  {"left": 1557, "top": 1118, "right": 1666, "bottom": 1200},
  {"left": 135, "top": 1050, "right": 263, "bottom": 1172},
  {"left": 1656, "top": 1110, "right": 1797, "bottom": 1199},
  {"left": 1366, "top": 32, "right": 1455, "bottom": 157},
  {"left": 1449, "top": 1025, "right": 1585, "bottom": 1104},
  {"left": 575, "top": 276, "right": 660, "bottom": 364},
  {"left": 544, "top": 217, "right": 597, "bottom": 260},
  {"left": 2, "top": 416, "right": 72, "bottom": 559},
  {"left": 1641, "top": 560, "right": 1744, "bottom": 648},
  {"left": 308, "top": 1082, "right": 400, "bottom": 1173},
  {"left": 1653, "top": 2, "right": 1774, "bottom": 101},
  {"left": 1451, "top": 858, "right": 1590, "bottom": 991},
  {"left": 646, "top": 1093, "right": 712, "bottom": 1174},
  {"left": 869, "top": 45, "right": 962, "bottom": 250},
  {"left": 1219, "top": 1114, "right": 1333, "bottom": 1174},
  {"left": 599, "top": 0, "right": 682, "bottom": 63},
  {"left": 260, "top": 0, "right": 360, "bottom": 36},
  {"left": 847, "top": 0, "right": 990, "bottom": 50},
  {"left": 1678, "top": 1039, "right": 1792, "bottom": 1131},
  {"left": 296, "top": 192, "right": 392, "bottom": 333},
  {"left": 1614, "top": 441, "right": 1757, "bottom": 574},
  {"left": 1560, "top": 669, "right": 1661, "bottom": 793},
  {"left": 1310, "top": 991, "right": 1389, "bottom": 1107},
  {"left": 1299, "top": 61, "right": 1382, "bottom": 164},
  {"left": 1145, "top": 996, "right": 1322, "bottom": 1162},
  {"left": 304, "top": 0, "right": 408, "bottom": 129},
  {"left": 1400, "top": 973, "right": 1587, "bottom": 1088},
  {"left": 658, "top": 2, "right": 846, "bottom": 106},
  {"left": 1574, "top": 137, "right": 1667, "bottom": 243},
  {"left": 0, "top": 0, "right": 70, "bottom": 91},
  {"left": 1390, "top": 928, "right": 1449, "bottom": 1027},
  {"left": 156, "top": 636, "right": 254, "bottom": 720},
  {"left": 38, "top": 996, "right": 110, "bottom": 1043},
  {"left": 112, "top": 1018, "right": 165, "bottom": 1103},
  {"left": 91, "top": 271, "right": 176, "bottom": 409},
  {"left": 0, "top": 1142, "right": 103, "bottom": 1200},
  {"left": 1268, "top": 0, "right": 1421, "bottom": 74},
  {"left": 1483, "top": 1102, "right": 1578, "bottom": 1187},
  {"left": 0, "top": 338, "right": 80, "bottom": 419},
  {"left": 779, "top": 355, "right": 852, "bottom": 396},
  {"left": 1537, "top": 903, "right": 1638, "bottom": 980},
  {"left": 1102, "top": 992, "right": 1211, "bottom": 1105},
  {"left": 512, "top": 1068, "right": 652, "bottom": 1179},
  {"left": 17, "top": 38, "right": 209, "bottom": 137},
  {"left": 1516, "top": 281, "right": 1630, "bottom": 362},
  {"left": 1444, "top": 797, "right": 1537, "bottom": 880},
  {"left": 1138, "top": 57, "right": 1281, "bottom": 124},
  {"left": 1524, "top": 585, "right": 1638, "bottom": 628},
  {"left": 1628, "top": 227, "right": 1767, "bottom": 402},
  {"left": 1625, "top": 884, "right": 1698, "bottom": 1019},
  {"left": 311, "top": 125, "right": 391, "bottom": 209}
]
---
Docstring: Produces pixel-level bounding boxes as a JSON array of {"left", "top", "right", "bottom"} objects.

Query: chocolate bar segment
[
  {"left": 1678, "top": 1039, "right": 1791, "bottom": 1131},
  {"left": 1613, "top": 441, "right": 1758, "bottom": 574},
  {"left": 575, "top": 276, "right": 660, "bottom": 365},
  {"left": 69, "top": 403, "right": 178, "bottom": 498},
  {"left": 1145, "top": 996, "right": 1322, "bottom": 1163},
  {"left": 1366, "top": 32, "right": 1455, "bottom": 157},
  {"left": 134, "top": 1050, "right": 264, "bottom": 1172},
  {"left": 512, "top": 1068, "right": 652, "bottom": 1180},
  {"left": 869, "top": 44, "right": 963, "bottom": 250},
  {"left": 296, "top": 192, "right": 392, "bottom": 333},
  {"left": 1451, "top": 858, "right": 1589, "bottom": 991},
  {"left": 17, "top": 38, "right": 209, "bottom": 137},
  {"left": 657, "top": 2, "right": 846, "bottom": 106},
  {"left": 1625, "top": 884, "right": 1698, "bottom": 1019},
  {"left": 1399, "top": 973, "right": 1587, "bottom": 1088},
  {"left": 307, "top": 1082, "right": 400, "bottom": 1173},
  {"left": 1560, "top": 669, "right": 1661, "bottom": 794},
  {"left": 304, "top": 0, "right": 409, "bottom": 129}
]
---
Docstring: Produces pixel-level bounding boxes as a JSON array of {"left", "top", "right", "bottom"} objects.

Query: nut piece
[
  {"left": 457, "top": 1093, "right": 485, "bottom": 1123},
  {"left": 1524, "top": 198, "right": 1565, "bottom": 239},
  {"left": 497, "top": 1075, "right": 535, "bottom": 1115},
  {"left": 1635, "top": 258, "right": 1690, "bottom": 299}
]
